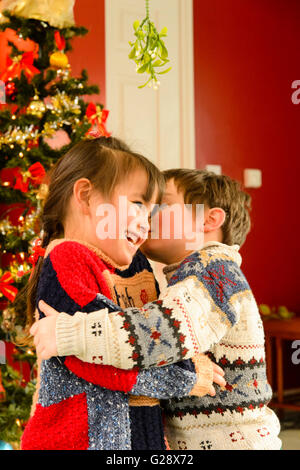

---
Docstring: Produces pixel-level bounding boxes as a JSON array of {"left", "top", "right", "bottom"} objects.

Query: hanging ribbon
[
  {"left": 85, "top": 103, "right": 111, "bottom": 138},
  {"left": 0, "top": 272, "right": 18, "bottom": 302},
  {"left": 54, "top": 30, "right": 66, "bottom": 51},
  {"left": 0, "top": 51, "right": 40, "bottom": 82}
]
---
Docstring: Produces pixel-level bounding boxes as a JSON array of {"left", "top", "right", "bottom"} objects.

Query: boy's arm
[
  {"left": 36, "top": 241, "right": 219, "bottom": 396},
  {"left": 40, "top": 255, "right": 244, "bottom": 370}
]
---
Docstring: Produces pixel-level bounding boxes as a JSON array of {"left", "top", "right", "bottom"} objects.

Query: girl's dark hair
[{"left": 17, "top": 137, "right": 164, "bottom": 340}]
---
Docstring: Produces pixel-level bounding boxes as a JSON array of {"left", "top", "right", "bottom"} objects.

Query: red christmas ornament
[{"left": 5, "top": 80, "right": 16, "bottom": 99}]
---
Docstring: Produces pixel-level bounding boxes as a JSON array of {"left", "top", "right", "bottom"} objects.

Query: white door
[
  {"left": 105, "top": 0, "right": 195, "bottom": 288},
  {"left": 105, "top": 0, "right": 195, "bottom": 171}
]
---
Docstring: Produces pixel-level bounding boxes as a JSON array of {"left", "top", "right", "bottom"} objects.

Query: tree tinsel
[{"left": 0, "top": 7, "right": 109, "bottom": 447}]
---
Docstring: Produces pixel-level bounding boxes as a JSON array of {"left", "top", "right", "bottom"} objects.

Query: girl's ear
[
  {"left": 204, "top": 207, "right": 226, "bottom": 233},
  {"left": 73, "top": 178, "right": 92, "bottom": 215}
]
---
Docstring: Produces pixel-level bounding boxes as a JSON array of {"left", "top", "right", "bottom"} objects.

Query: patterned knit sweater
[
  {"left": 21, "top": 239, "right": 212, "bottom": 451},
  {"left": 54, "top": 242, "right": 281, "bottom": 450},
  {"left": 160, "top": 242, "right": 281, "bottom": 450}
]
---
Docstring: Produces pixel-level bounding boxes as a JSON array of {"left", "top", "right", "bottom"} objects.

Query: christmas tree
[{"left": 0, "top": 0, "right": 109, "bottom": 448}]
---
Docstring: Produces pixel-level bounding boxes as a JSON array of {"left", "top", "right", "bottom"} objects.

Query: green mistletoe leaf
[
  {"left": 130, "top": 1, "right": 171, "bottom": 89},
  {"left": 133, "top": 20, "right": 140, "bottom": 31}
]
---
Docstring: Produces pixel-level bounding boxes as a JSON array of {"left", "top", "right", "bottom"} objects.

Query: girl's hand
[{"left": 30, "top": 300, "right": 59, "bottom": 360}]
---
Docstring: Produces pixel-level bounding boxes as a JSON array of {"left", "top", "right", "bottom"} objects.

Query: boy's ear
[
  {"left": 204, "top": 207, "right": 226, "bottom": 233},
  {"left": 73, "top": 178, "right": 92, "bottom": 214}
]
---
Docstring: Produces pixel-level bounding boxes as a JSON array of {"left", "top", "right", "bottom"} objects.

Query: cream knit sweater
[{"left": 160, "top": 243, "right": 281, "bottom": 450}]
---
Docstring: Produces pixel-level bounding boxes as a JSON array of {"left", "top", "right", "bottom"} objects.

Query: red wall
[
  {"left": 69, "top": 0, "right": 106, "bottom": 105},
  {"left": 193, "top": 0, "right": 300, "bottom": 315}
]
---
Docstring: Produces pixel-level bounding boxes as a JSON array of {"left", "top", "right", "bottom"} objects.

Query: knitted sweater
[
  {"left": 21, "top": 239, "right": 210, "bottom": 451},
  {"left": 54, "top": 242, "right": 281, "bottom": 450},
  {"left": 160, "top": 242, "right": 281, "bottom": 450}
]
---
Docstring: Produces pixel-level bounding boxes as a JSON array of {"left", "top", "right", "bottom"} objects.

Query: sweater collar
[
  {"left": 44, "top": 238, "right": 131, "bottom": 271},
  {"left": 163, "top": 241, "right": 242, "bottom": 282}
]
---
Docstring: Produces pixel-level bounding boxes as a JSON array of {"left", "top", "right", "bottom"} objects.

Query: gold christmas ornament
[
  {"left": 49, "top": 51, "right": 69, "bottom": 69},
  {"left": 0, "top": 0, "right": 75, "bottom": 28},
  {"left": 27, "top": 95, "right": 46, "bottom": 118}
]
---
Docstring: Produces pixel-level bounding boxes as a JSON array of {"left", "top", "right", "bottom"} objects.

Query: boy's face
[{"left": 141, "top": 178, "right": 203, "bottom": 265}]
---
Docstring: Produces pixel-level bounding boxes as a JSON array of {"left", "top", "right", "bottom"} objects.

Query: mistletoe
[{"left": 129, "top": 0, "right": 171, "bottom": 89}]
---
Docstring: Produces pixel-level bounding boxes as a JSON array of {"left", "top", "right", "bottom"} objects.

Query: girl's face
[{"left": 87, "top": 168, "right": 157, "bottom": 266}]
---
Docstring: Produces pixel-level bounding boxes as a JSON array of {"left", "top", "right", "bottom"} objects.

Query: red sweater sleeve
[{"left": 38, "top": 240, "right": 138, "bottom": 392}]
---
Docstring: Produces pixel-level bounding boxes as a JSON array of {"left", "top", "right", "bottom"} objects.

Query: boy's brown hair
[{"left": 163, "top": 168, "right": 251, "bottom": 247}]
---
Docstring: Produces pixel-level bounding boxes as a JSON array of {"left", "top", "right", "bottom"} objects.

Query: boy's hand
[{"left": 30, "top": 300, "right": 59, "bottom": 360}]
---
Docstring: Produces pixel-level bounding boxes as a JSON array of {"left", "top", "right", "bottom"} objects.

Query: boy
[{"left": 32, "top": 169, "right": 281, "bottom": 450}]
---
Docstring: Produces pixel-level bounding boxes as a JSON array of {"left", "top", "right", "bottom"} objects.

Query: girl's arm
[{"left": 129, "top": 354, "right": 214, "bottom": 399}]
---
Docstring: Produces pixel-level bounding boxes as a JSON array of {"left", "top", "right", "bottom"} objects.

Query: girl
[{"left": 20, "top": 138, "right": 216, "bottom": 450}]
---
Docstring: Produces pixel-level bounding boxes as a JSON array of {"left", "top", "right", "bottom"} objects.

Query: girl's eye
[{"left": 132, "top": 201, "right": 143, "bottom": 207}]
